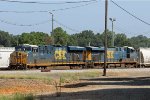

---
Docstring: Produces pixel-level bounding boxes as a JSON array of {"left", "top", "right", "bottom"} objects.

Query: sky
[{"left": 0, "top": 0, "right": 150, "bottom": 37}]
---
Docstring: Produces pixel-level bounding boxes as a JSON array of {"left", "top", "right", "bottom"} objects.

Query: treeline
[{"left": 0, "top": 27, "right": 150, "bottom": 49}]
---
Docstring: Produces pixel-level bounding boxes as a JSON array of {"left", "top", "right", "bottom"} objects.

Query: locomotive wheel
[
  {"left": 41, "top": 66, "right": 47, "bottom": 69},
  {"left": 79, "top": 65, "right": 83, "bottom": 69}
]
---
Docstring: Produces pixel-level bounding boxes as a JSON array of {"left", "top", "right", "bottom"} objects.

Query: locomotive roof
[
  {"left": 123, "top": 46, "right": 134, "bottom": 50},
  {"left": 19, "top": 44, "right": 38, "bottom": 48},
  {"left": 67, "top": 46, "right": 86, "bottom": 51},
  {"left": 86, "top": 46, "right": 104, "bottom": 52}
]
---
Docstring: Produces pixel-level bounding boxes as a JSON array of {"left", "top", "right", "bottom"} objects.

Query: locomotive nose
[{"left": 9, "top": 51, "right": 27, "bottom": 70}]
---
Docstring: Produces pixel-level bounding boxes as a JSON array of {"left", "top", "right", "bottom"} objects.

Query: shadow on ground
[
  {"left": 36, "top": 77, "right": 150, "bottom": 100},
  {"left": 64, "top": 77, "right": 150, "bottom": 88},
  {"left": 36, "top": 88, "right": 150, "bottom": 100}
]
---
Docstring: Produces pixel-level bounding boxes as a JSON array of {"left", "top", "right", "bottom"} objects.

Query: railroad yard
[
  {"left": 0, "top": 68, "right": 150, "bottom": 100},
  {"left": 1, "top": 0, "right": 150, "bottom": 100}
]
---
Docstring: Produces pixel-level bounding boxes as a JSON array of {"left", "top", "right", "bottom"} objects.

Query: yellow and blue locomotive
[{"left": 9, "top": 44, "right": 138, "bottom": 70}]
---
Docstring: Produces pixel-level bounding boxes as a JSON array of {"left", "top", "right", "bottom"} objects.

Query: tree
[
  {"left": 115, "top": 33, "right": 130, "bottom": 47},
  {"left": 19, "top": 32, "right": 50, "bottom": 45},
  {"left": 129, "top": 35, "right": 149, "bottom": 48},
  {"left": 101, "top": 29, "right": 113, "bottom": 47},
  {"left": 53, "top": 27, "right": 69, "bottom": 45},
  {"left": 93, "top": 33, "right": 103, "bottom": 47},
  {"left": 1, "top": 27, "right": 150, "bottom": 48},
  {"left": 0, "top": 30, "right": 12, "bottom": 47},
  {"left": 45, "top": 36, "right": 53, "bottom": 45},
  {"left": 10, "top": 35, "right": 19, "bottom": 46},
  {"left": 67, "top": 34, "right": 78, "bottom": 46},
  {"left": 71, "top": 30, "right": 96, "bottom": 46}
]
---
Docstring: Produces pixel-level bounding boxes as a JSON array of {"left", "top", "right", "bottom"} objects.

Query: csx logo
[
  {"left": 54, "top": 50, "right": 66, "bottom": 60},
  {"left": 107, "top": 51, "right": 114, "bottom": 58}
]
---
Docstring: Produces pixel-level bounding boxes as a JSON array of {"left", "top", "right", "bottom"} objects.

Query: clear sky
[{"left": 0, "top": 0, "right": 150, "bottom": 37}]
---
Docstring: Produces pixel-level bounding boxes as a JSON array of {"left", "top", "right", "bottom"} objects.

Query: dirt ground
[
  {"left": 37, "top": 77, "right": 150, "bottom": 100},
  {"left": 0, "top": 68, "right": 150, "bottom": 100},
  {"left": 0, "top": 79, "right": 55, "bottom": 95}
]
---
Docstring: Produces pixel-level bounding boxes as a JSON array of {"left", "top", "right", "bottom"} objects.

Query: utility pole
[
  {"left": 109, "top": 18, "right": 116, "bottom": 47},
  {"left": 49, "top": 12, "right": 54, "bottom": 45},
  {"left": 103, "top": 0, "right": 108, "bottom": 76}
]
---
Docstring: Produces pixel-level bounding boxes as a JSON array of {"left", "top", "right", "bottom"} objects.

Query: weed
[{"left": 0, "top": 93, "right": 34, "bottom": 100}]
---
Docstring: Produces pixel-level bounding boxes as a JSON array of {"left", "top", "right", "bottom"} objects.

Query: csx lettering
[
  {"left": 55, "top": 50, "right": 66, "bottom": 60},
  {"left": 107, "top": 51, "right": 114, "bottom": 58}
]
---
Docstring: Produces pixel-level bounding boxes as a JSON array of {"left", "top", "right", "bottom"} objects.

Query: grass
[
  {"left": 0, "top": 93, "right": 34, "bottom": 100},
  {"left": 0, "top": 70, "right": 101, "bottom": 84},
  {"left": 0, "top": 70, "right": 102, "bottom": 99},
  {"left": 0, "top": 74, "right": 52, "bottom": 81},
  {"left": 0, "top": 70, "right": 117, "bottom": 99},
  {"left": 52, "top": 71, "right": 101, "bottom": 83}
]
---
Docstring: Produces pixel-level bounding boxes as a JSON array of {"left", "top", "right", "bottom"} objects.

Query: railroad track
[{"left": 0, "top": 64, "right": 148, "bottom": 71}]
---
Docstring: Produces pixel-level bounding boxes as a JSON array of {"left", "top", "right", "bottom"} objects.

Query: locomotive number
[
  {"left": 54, "top": 50, "right": 66, "bottom": 60},
  {"left": 107, "top": 51, "right": 114, "bottom": 58}
]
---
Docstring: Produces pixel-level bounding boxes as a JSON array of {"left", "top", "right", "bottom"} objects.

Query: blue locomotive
[{"left": 9, "top": 44, "right": 138, "bottom": 69}]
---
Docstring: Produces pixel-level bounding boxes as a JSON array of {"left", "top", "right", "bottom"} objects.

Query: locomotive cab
[
  {"left": 9, "top": 51, "right": 27, "bottom": 70},
  {"left": 123, "top": 46, "right": 137, "bottom": 62},
  {"left": 9, "top": 44, "right": 38, "bottom": 70}
]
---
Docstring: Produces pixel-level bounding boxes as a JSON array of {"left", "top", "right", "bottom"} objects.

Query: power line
[
  {"left": 111, "top": 0, "right": 150, "bottom": 26},
  {"left": 0, "top": 1, "right": 98, "bottom": 13},
  {"left": 54, "top": 19, "right": 80, "bottom": 33},
  {"left": 0, "top": 19, "right": 50, "bottom": 26},
  {"left": 52, "top": 1, "right": 97, "bottom": 12},
  {"left": 0, "top": 0, "right": 98, "bottom": 32},
  {"left": 0, "top": 18, "right": 80, "bottom": 32},
  {"left": 0, "top": 10, "right": 47, "bottom": 13},
  {"left": 0, "top": 0, "right": 97, "bottom": 5}
]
